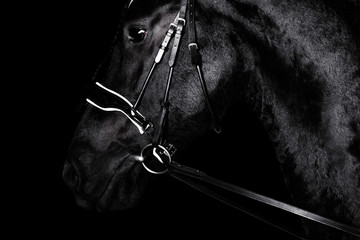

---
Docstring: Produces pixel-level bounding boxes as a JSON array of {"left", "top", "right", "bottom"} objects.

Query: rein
[
  {"left": 167, "top": 161, "right": 360, "bottom": 239},
  {"left": 85, "top": 0, "right": 360, "bottom": 238}
]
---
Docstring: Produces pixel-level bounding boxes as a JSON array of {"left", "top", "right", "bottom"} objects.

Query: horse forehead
[{"left": 125, "top": 0, "right": 179, "bottom": 22}]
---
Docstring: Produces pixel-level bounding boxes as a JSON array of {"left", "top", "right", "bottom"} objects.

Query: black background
[{"left": 11, "top": 2, "right": 352, "bottom": 239}]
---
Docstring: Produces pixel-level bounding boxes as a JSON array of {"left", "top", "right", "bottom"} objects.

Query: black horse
[{"left": 63, "top": 0, "right": 360, "bottom": 239}]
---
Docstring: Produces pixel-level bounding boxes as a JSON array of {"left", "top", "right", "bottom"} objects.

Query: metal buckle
[
  {"left": 177, "top": 18, "right": 186, "bottom": 27},
  {"left": 140, "top": 144, "right": 172, "bottom": 174},
  {"left": 188, "top": 43, "right": 198, "bottom": 50}
]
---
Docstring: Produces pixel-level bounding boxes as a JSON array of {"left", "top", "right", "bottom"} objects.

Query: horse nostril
[{"left": 62, "top": 161, "right": 79, "bottom": 190}]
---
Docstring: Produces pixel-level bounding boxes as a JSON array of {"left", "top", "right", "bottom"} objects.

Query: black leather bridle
[
  {"left": 85, "top": 0, "right": 360, "bottom": 238},
  {"left": 87, "top": 0, "right": 220, "bottom": 173}
]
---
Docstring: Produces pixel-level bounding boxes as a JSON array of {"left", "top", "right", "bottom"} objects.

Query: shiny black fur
[{"left": 63, "top": 1, "right": 360, "bottom": 239}]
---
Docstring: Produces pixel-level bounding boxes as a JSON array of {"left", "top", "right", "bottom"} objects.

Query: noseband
[{"left": 84, "top": 0, "right": 360, "bottom": 238}]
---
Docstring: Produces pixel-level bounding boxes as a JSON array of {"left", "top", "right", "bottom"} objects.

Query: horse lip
[
  {"left": 75, "top": 196, "right": 95, "bottom": 210},
  {"left": 95, "top": 154, "right": 142, "bottom": 212}
]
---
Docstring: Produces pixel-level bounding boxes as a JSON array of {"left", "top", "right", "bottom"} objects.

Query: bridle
[
  {"left": 85, "top": 0, "right": 360, "bottom": 238},
  {"left": 87, "top": 0, "right": 220, "bottom": 174}
]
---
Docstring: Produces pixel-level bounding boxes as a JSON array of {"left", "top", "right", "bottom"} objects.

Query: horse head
[{"left": 63, "top": 0, "right": 242, "bottom": 211}]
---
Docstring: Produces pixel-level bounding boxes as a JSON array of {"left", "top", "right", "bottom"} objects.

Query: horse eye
[{"left": 128, "top": 28, "right": 147, "bottom": 44}]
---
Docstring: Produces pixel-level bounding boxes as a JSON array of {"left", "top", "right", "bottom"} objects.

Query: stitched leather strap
[
  {"left": 167, "top": 161, "right": 360, "bottom": 239},
  {"left": 153, "top": 0, "right": 188, "bottom": 146},
  {"left": 187, "top": 0, "right": 221, "bottom": 132}
]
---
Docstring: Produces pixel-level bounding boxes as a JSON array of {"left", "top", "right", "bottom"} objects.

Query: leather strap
[
  {"left": 188, "top": 0, "right": 199, "bottom": 65},
  {"left": 187, "top": 0, "right": 221, "bottom": 132},
  {"left": 169, "top": 0, "right": 187, "bottom": 67},
  {"left": 167, "top": 161, "right": 360, "bottom": 239},
  {"left": 153, "top": 0, "right": 188, "bottom": 146},
  {"left": 133, "top": 14, "right": 179, "bottom": 110}
]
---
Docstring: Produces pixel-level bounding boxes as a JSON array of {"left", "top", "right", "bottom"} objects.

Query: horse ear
[
  {"left": 119, "top": 0, "right": 134, "bottom": 21},
  {"left": 121, "top": 0, "right": 134, "bottom": 9},
  {"left": 127, "top": 0, "right": 134, "bottom": 8},
  {"left": 117, "top": 0, "right": 133, "bottom": 9}
]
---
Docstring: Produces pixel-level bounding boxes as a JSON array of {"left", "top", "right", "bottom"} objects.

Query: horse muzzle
[{"left": 62, "top": 143, "right": 150, "bottom": 211}]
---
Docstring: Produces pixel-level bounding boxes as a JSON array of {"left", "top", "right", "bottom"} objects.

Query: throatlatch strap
[
  {"left": 187, "top": 0, "right": 221, "bottom": 133},
  {"left": 188, "top": 0, "right": 200, "bottom": 65}
]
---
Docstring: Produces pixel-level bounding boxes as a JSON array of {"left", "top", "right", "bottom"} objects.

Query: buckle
[
  {"left": 188, "top": 43, "right": 198, "bottom": 50},
  {"left": 177, "top": 18, "right": 186, "bottom": 27},
  {"left": 188, "top": 43, "right": 200, "bottom": 65}
]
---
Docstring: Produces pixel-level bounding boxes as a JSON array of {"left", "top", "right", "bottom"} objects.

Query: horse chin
[
  {"left": 93, "top": 155, "right": 149, "bottom": 212},
  {"left": 63, "top": 148, "right": 150, "bottom": 212}
]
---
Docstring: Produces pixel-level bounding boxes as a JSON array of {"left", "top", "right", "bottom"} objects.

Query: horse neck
[
  {"left": 206, "top": 0, "right": 360, "bottom": 159},
  {"left": 198, "top": 0, "right": 360, "bottom": 152},
  {"left": 204, "top": 0, "right": 360, "bottom": 228}
]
